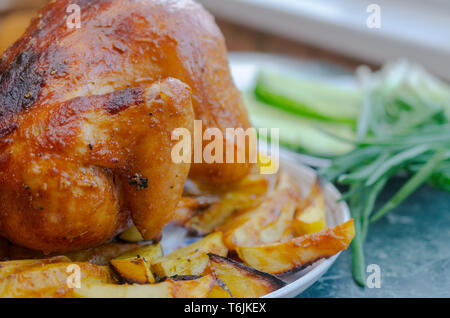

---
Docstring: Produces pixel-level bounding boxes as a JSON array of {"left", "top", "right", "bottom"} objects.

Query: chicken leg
[{"left": 0, "top": 79, "right": 193, "bottom": 253}]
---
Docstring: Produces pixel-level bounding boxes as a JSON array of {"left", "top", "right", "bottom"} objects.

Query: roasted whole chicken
[{"left": 0, "top": 0, "right": 251, "bottom": 253}]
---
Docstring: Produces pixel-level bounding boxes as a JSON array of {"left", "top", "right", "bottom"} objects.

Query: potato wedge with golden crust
[
  {"left": 152, "top": 250, "right": 210, "bottom": 278},
  {"left": 0, "top": 262, "right": 111, "bottom": 298},
  {"left": 207, "top": 254, "right": 285, "bottom": 298},
  {"left": 0, "top": 256, "right": 71, "bottom": 280},
  {"left": 207, "top": 279, "right": 234, "bottom": 298},
  {"left": 236, "top": 219, "right": 355, "bottom": 274},
  {"left": 168, "top": 275, "right": 215, "bottom": 298},
  {"left": 110, "top": 258, "right": 154, "bottom": 284},
  {"left": 63, "top": 242, "right": 142, "bottom": 265},
  {"left": 113, "top": 243, "right": 163, "bottom": 261},
  {"left": 118, "top": 226, "right": 144, "bottom": 243},
  {"left": 293, "top": 181, "right": 327, "bottom": 236},
  {"left": 3, "top": 240, "right": 143, "bottom": 264},
  {"left": 172, "top": 197, "right": 212, "bottom": 226},
  {"left": 219, "top": 173, "right": 301, "bottom": 250},
  {"left": 151, "top": 232, "right": 227, "bottom": 278},
  {"left": 74, "top": 275, "right": 215, "bottom": 298},
  {"left": 185, "top": 175, "right": 271, "bottom": 235},
  {"left": 109, "top": 244, "right": 163, "bottom": 284}
]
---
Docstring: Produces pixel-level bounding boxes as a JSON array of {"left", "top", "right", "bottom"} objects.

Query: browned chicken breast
[{"left": 0, "top": 0, "right": 251, "bottom": 253}]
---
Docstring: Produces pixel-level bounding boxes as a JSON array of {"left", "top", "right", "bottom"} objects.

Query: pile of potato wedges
[{"left": 0, "top": 169, "right": 355, "bottom": 298}]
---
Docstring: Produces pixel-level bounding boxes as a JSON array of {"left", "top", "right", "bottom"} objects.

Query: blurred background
[
  {"left": 0, "top": 0, "right": 46, "bottom": 53},
  {"left": 1, "top": 0, "right": 450, "bottom": 79},
  {"left": 198, "top": 0, "right": 450, "bottom": 80},
  {"left": 0, "top": 0, "right": 449, "bottom": 298}
]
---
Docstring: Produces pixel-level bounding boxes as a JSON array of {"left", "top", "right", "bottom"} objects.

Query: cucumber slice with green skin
[
  {"left": 254, "top": 70, "right": 361, "bottom": 126},
  {"left": 244, "top": 92, "right": 355, "bottom": 157}
]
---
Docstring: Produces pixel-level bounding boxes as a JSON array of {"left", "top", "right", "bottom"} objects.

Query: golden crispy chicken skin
[
  {"left": 0, "top": 0, "right": 251, "bottom": 253},
  {"left": 0, "top": 0, "right": 251, "bottom": 182},
  {"left": 0, "top": 79, "right": 194, "bottom": 253}
]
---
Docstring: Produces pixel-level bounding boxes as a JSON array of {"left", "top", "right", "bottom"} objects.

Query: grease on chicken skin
[
  {"left": 0, "top": 0, "right": 252, "bottom": 253},
  {"left": 0, "top": 0, "right": 252, "bottom": 183},
  {"left": 0, "top": 79, "right": 194, "bottom": 253}
]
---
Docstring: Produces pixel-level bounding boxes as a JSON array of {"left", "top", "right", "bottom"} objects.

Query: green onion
[
  {"left": 348, "top": 184, "right": 366, "bottom": 286},
  {"left": 366, "top": 145, "right": 429, "bottom": 186},
  {"left": 248, "top": 60, "right": 450, "bottom": 287},
  {"left": 370, "top": 150, "right": 447, "bottom": 222},
  {"left": 338, "top": 151, "right": 390, "bottom": 184},
  {"left": 361, "top": 177, "right": 388, "bottom": 240}
]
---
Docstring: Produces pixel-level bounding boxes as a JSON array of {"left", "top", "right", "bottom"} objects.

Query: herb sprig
[
  {"left": 248, "top": 60, "right": 450, "bottom": 286},
  {"left": 321, "top": 61, "right": 450, "bottom": 286}
]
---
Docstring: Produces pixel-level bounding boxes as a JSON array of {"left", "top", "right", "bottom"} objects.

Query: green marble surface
[{"left": 299, "top": 179, "right": 450, "bottom": 298}]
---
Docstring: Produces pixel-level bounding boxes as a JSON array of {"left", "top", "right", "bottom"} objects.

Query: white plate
[{"left": 262, "top": 152, "right": 351, "bottom": 298}]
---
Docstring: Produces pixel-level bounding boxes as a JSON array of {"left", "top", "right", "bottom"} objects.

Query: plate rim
[{"left": 261, "top": 152, "right": 351, "bottom": 298}]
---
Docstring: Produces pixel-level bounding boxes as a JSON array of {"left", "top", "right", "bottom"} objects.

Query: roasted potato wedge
[
  {"left": 119, "top": 226, "right": 144, "bottom": 243},
  {"left": 293, "top": 181, "right": 327, "bottom": 236},
  {"left": 0, "top": 262, "right": 111, "bottom": 298},
  {"left": 110, "top": 244, "right": 163, "bottom": 284},
  {"left": 236, "top": 220, "right": 355, "bottom": 274},
  {"left": 173, "top": 197, "right": 212, "bottom": 226},
  {"left": 74, "top": 275, "right": 215, "bottom": 298},
  {"left": 113, "top": 243, "right": 163, "bottom": 261},
  {"left": 207, "top": 254, "right": 285, "bottom": 298},
  {"left": 5, "top": 241, "right": 143, "bottom": 265},
  {"left": 185, "top": 175, "right": 271, "bottom": 235},
  {"left": 152, "top": 250, "right": 210, "bottom": 278},
  {"left": 110, "top": 257, "right": 154, "bottom": 284},
  {"left": 2, "top": 238, "right": 145, "bottom": 264},
  {"left": 219, "top": 173, "right": 300, "bottom": 250},
  {"left": 63, "top": 242, "right": 142, "bottom": 265},
  {"left": 208, "top": 279, "right": 234, "bottom": 298},
  {"left": 151, "top": 232, "right": 227, "bottom": 278},
  {"left": 0, "top": 256, "right": 71, "bottom": 280}
]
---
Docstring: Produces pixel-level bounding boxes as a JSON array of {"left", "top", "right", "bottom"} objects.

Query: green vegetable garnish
[
  {"left": 255, "top": 70, "right": 361, "bottom": 125},
  {"left": 246, "top": 60, "right": 450, "bottom": 287},
  {"left": 370, "top": 150, "right": 447, "bottom": 223}
]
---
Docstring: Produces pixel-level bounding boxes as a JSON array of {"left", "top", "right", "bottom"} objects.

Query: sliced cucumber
[
  {"left": 244, "top": 92, "right": 355, "bottom": 157},
  {"left": 254, "top": 70, "right": 361, "bottom": 125}
]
